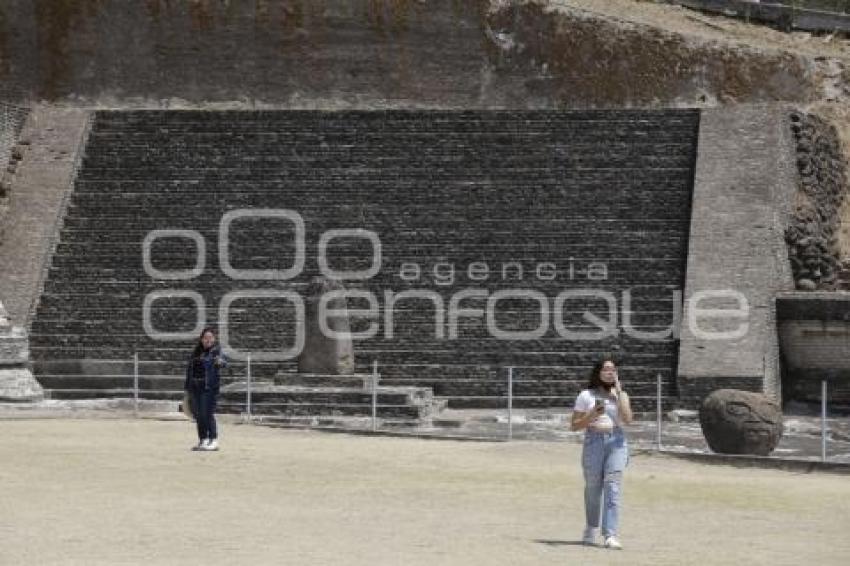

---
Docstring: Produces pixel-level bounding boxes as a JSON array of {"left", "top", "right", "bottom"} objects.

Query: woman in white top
[{"left": 570, "top": 357, "right": 633, "bottom": 549}]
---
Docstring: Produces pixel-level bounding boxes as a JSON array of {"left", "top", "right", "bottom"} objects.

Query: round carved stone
[{"left": 699, "top": 389, "right": 783, "bottom": 456}]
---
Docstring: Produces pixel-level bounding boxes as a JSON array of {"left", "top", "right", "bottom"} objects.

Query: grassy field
[{"left": 1, "top": 419, "right": 848, "bottom": 565}]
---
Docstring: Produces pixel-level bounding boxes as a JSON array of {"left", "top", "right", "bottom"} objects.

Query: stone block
[
  {"left": 0, "top": 368, "right": 44, "bottom": 402},
  {"left": 699, "top": 389, "right": 783, "bottom": 456}
]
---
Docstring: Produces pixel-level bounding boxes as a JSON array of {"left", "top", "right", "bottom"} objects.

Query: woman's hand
[
  {"left": 615, "top": 385, "right": 633, "bottom": 425},
  {"left": 570, "top": 403, "right": 604, "bottom": 431},
  {"left": 609, "top": 372, "right": 632, "bottom": 424}
]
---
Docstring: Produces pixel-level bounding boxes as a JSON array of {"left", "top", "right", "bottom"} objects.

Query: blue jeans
[
  {"left": 582, "top": 428, "right": 628, "bottom": 537},
  {"left": 191, "top": 389, "right": 218, "bottom": 442}
]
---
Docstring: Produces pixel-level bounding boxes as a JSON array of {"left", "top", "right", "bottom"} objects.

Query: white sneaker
[
  {"left": 191, "top": 440, "right": 206, "bottom": 451},
  {"left": 204, "top": 439, "right": 219, "bottom": 451},
  {"left": 582, "top": 527, "right": 599, "bottom": 546},
  {"left": 603, "top": 536, "right": 622, "bottom": 550}
]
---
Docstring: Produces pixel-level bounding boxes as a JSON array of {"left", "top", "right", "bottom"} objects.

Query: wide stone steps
[
  {"left": 39, "top": 374, "right": 441, "bottom": 422},
  {"left": 81, "top": 137, "right": 697, "bottom": 149},
  {"left": 388, "top": 379, "right": 674, "bottom": 398},
  {"left": 32, "top": 357, "right": 673, "bottom": 377},
  {"left": 89, "top": 125, "right": 698, "bottom": 135},
  {"left": 38, "top": 283, "right": 685, "bottom": 300},
  {"left": 85, "top": 131, "right": 697, "bottom": 142},
  {"left": 87, "top": 127, "right": 698, "bottom": 138},
  {"left": 37, "top": 374, "right": 185, "bottom": 390},
  {"left": 38, "top": 372, "right": 631, "bottom": 399},
  {"left": 72, "top": 174, "right": 695, "bottom": 189},
  {"left": 66, "top": 202, "right": 690, "bottom": 215},
  {"left": 89, "top": 115, "right": 697, "bottom": 132},
  {"left": 81, "top": 150, "right": 695, "bottom": 166},
  {"left": 44, "top": 262, "right": 685, "bottom": 277},
  {"left": 217, "top": 382, "right": 440, "bottom": 420},
  {"left": 32, "top": 359, "right": 663, "bottom": 378},
  {"left": 79, "top": 156, "right": 694, "bottom": 169},
  {"left": 74, "top": 169, "right": 695, "bottom": 181},
  {"left": 75, "top": 170, "right": 694, "bottom": 181},
  {"left": 35, "top": 294, "right": 680, "bottom": 310},
  {"left": 28, "top": 351, "right": 679, "bottom": 369},
  {"left": 30, "top": 324, "right": 681, "bottom": 342},
  {"left": 43, "top": 388, "right": 183, "bottom": 401},
  {"left": 28, "top": 329, "right": 679, "bottom": 348},
  {"left": 65, "top": 203, "right": 690, "bottom": 219},
  {"left": 36, "top": 374, "right": 671, "bottom": 398},
  {"left": 69, "top": 186, "right": 691, "bottom": 199},
  {"left": 30, "top": 109, "right": 697, "bottom": 408},
  {"left": 30, "top": 309, "right": 680, "bottom": 323},
  {"left": 445, "top": 395, "right": 672, "bottom": 412},
  {"left": 40, "top": 384, "right": 440, "bottom": 420}
]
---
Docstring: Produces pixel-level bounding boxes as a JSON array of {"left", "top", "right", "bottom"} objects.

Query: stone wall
[
  {"left": 0, "top": 300, "right": 43, "bottom": 402},
  {"left": 0, "top": 101, "right": 28, "bottom": 223},
  {"left": 777, "top": 292, "right": 850, "bottom": 407},
  {"left": 0, "top": 0, "right": 818, "bottom": 108},
  {"left": 30, "top": 108, "right": 698, "bottom": 410},
  {"left": 677, "top": 105, "right": 797, "bottom": 406},
  {"left": 785, "top": 111, "right": 849, "bottom": 290},
  {"left": 0, "top": 102, "right": 27, "bottom": 167}
]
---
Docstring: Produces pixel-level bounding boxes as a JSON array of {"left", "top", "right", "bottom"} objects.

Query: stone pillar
[
  {"left": 0, "top": 301, "right": 43, "bottom": 401},
  {"left": 297, "top": 277, "right": 355, "bottom": 375},
  {"left": 678, "top": 105, "right": 797, "bottom": 405}
]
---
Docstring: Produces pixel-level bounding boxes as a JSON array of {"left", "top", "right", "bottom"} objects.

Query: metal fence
[
  {"left": 43, "top": 355, "right": 845, "bottom": 463},
  {"left": 665, "top": 0, "right": 850, "bottom": 33},
  {"left": 672, "top": 0, "right": 849, "bottom": 14},
  {"left": 787, "top": 1, "right": 849, "bottom": 13}
]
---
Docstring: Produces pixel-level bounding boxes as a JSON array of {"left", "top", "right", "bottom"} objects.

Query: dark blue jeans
[{"left": 190, "top": 388, "right": 218, "bottom": 442}]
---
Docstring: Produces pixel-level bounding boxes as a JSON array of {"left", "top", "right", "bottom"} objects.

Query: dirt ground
[
  {"left": 1, "top": 419, "right": 849, "bottom": 566},
  {"left": 545, "top": 0, "right": 850, "bottom": 60},
  {"left": 537, "top": 1, "right": 850, "bottom": 256}
]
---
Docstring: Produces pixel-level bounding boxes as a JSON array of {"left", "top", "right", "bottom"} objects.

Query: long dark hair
[
  {"left": 587, "top": 355, "right": 618, "bottom": 391},
  {"left": 192, "top": 327, "right": 217, "bottom": 358}
]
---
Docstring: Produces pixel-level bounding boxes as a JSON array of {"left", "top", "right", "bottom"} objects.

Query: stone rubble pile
[{"left": 785, "top": 111, "right": 849, "bottom": 290}]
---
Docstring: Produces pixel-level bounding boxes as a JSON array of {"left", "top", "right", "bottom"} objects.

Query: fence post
[
  {"left": 246, "top": 352, "right": 252, "bottom": 421},
  {"left": 372, "top": 360, "right": 379, "bottom": 432},
  {"left": 656, "top": 372, "right": 663, "bottom": 450},
  {"left": 133, "top": 352, "right": 139, "bottom": 416},
  {"left": 507, "top": 367, "right": 513, "bottom": 441},
  {"left": 822, "top": 379, "right": 828, "bottom": 462}
]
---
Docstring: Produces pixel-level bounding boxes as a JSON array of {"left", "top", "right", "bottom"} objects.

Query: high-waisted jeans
[{"left": 582, "top": 428, "right": 628, "bottom": 537}]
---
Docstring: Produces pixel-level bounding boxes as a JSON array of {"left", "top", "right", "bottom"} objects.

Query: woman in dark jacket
[{"left": 184, "top": 327, "right": 228, "bottom": 451}]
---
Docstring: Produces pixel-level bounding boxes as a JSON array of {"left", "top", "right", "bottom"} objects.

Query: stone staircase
[
  {"left": 219, "top": 373, "right": 444, "bottom": 424},
  {"left": 32, "top": 359, "right": 185, "bottom": 401},
  {"left": 30, "top": 109, "right": 699, "bottom": 412}
]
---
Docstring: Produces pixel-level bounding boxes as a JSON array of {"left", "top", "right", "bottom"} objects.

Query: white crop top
[{"left": 574, "top": 389, "right": 620, "bottom": 431}]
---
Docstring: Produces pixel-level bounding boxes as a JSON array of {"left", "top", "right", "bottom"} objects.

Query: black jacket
[{"left": 184, "top": 346, "right": 228, "bottom": 393}]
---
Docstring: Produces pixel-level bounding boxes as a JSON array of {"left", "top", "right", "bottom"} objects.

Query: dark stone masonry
[
  {"left": 785, "top": 111, "right": 849, "bottom": 291},
  {"left": 0, "top": 102, "right": 29, "bottom": 212},
  {"left": 30, "top": 109, "right": 699, "bottom": 411},
  {"left": 0, "top": 0, "right": 816, "bottom": 108}
]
